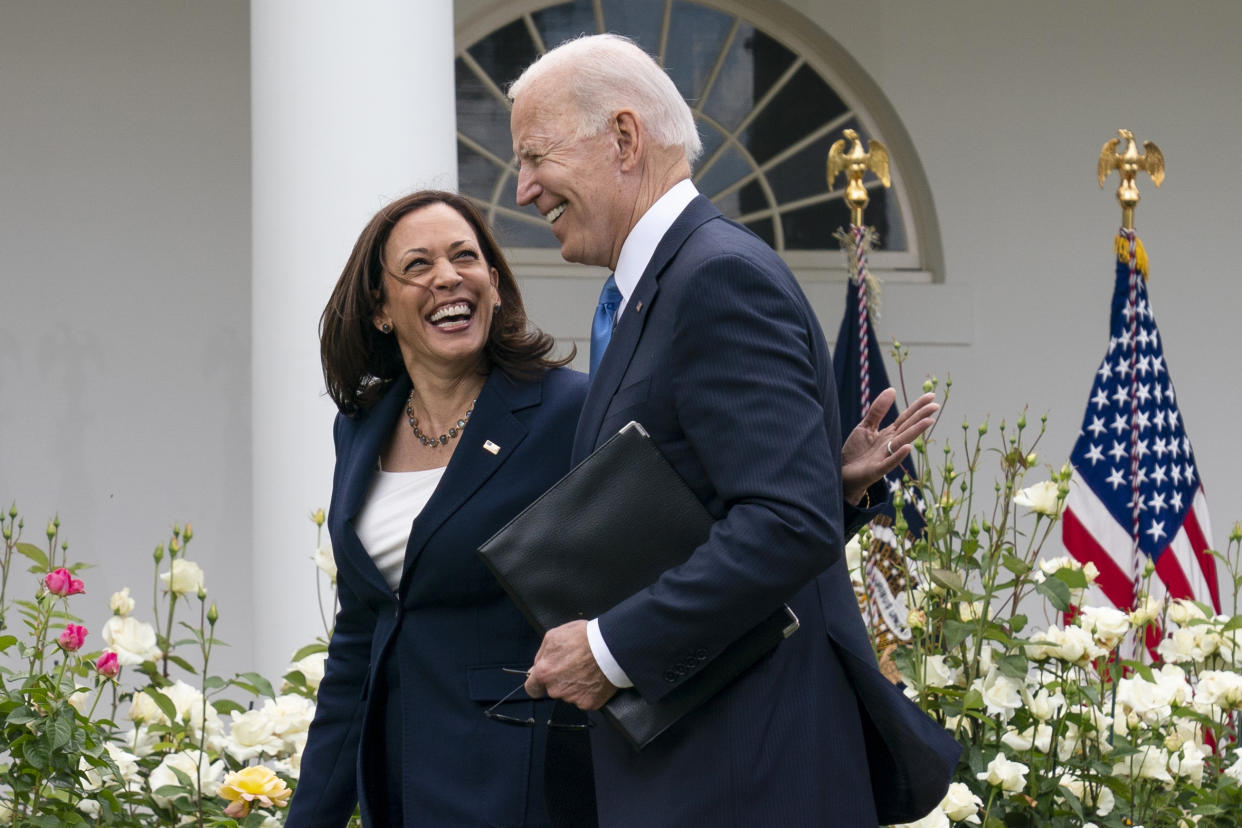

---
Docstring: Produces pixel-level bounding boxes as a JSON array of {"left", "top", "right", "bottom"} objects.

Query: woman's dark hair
[{"left": 320, "top": 190, "right": 571, "bottom": 416}]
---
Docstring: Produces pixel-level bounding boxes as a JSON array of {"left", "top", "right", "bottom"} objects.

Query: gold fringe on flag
[
  {"left": 834, "top": 226, "right": 883, "bottom": 318},
  {"left": 1115, "top": 233, "right": 1150, "bottom": 281}
]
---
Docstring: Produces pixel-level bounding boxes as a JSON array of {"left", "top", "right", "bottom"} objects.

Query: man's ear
[{"left": 614, "top": 110, "right": 641, "bottom": 171}]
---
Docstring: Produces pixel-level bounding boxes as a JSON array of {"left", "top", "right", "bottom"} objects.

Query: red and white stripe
[{"left": 1063, "top": 470, "right": 1219, "bottom": 612}]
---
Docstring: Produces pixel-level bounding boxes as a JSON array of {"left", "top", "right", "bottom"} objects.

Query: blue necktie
[{"left": 589, "top": 274, "right": 622, "bottom": 376}]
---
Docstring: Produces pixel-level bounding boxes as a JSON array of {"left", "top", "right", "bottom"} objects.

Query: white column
[{"left": 251, "top": 0, "right": 457, "bottom": 674}]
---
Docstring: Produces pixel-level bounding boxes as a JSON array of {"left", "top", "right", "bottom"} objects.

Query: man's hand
[
  {"left": 841, "top": 388, "right": 938, "bottom": 505},
  {"left": 525, "top": 620, "right": 618, "bottom": 711}
]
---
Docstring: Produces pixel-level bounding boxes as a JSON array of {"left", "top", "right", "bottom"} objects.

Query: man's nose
[{"left": 515, "top": 165, "right": 539, "bottom": 206}]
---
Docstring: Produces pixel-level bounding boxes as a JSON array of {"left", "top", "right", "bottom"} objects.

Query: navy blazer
[
  {"left": 575, "top": 197, "right": 957, "bottom": 827},
  {"left": 288, "top": 367, "right": 589, "bottom": 828}
]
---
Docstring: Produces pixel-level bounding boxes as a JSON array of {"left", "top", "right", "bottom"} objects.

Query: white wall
[
  {"left": 793, "top": 0, "right": 1242, "bottom": 561},
  {"left": 0, "top": 1, "right": 255, "bottom": 677},
  {"left": 1, "top": 0, "right": 1237, "bottom": 682}
]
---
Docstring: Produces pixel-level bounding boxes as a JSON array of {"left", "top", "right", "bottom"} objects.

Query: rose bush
[
  {"left": 858, "top": 371, "right": 1242, "bottom": 828},
  {"left": 0, "top": 506, "right": 352, "bottom": 826}
]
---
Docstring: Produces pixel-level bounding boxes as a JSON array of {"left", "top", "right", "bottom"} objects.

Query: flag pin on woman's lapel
[{"left": 483, "top": 440, "right": 500, "bottom": 455}]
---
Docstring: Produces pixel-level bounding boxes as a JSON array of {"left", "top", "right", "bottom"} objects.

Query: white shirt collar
[{"left": 612, "top": 179, "right": 699, "bottom": 320}]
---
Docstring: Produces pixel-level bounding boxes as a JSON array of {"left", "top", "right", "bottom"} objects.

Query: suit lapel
[
  {"left": 398, "top": 371, "right": 536, "bottom": 592},
  {"left": 573, "top": 196, "right": 720, "bottom": 460}
]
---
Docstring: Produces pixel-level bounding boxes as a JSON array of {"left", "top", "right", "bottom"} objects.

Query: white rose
[
  {"left": 109, "top": 586, "right": 135, "bottom": 617},
  {"left": 1059, "top": 773, "right": 1115, "bottom": 817},
  {"left": 1168, "top": 599, "right": 1208, "bottom": 625},
  {"left": 160, "top": 559, "right": 206, "bottom": 596},
  {"left": 1170, "top": 741, "right": 1209, "bottom": 786},
  {"left": 104, "top": 743, "right": 141, "bottom": 788},
  {"left": 148, "top": 750, "right": 224, "bottom": 808},
  {"left": 224, "top": 709, "right": 282, "bottom": 762},
  {"left": 939, "top": 781, "right": 981, "bottom": 824},
  {"left": 1077, "top": 605, "right": 1131, "bottom": 649},
  {"left": 1024, "top": 687, "right": 1066, "bottom": 721},
  {"left": 102, "top": 615, "right": 160, "bottom": 666},
  {"left": 976, "top": 669, "right": 1023, "bottom": 722},
  {"left": 1114, "top": 745, "right": 1173, "bottom": 785},
  {"left": 313, "top": 542, "right": 337, "bottom": 584},
  {"left": 1129, "top": 595, "right": 1164, "bottom": 627},
  {"left": 892, "top": 807, "right": 950, "bottom": 828},
  {"left": 127, "top": 691, "right": 165, "bottom": 725},
  {"left": 288, "top": 651, "right": 328, "bottom": 693},
  {"left": 976, "top": 752, "right": 1028, "bottom": 793},
  {"left": 1194, "top": 670, "right": 1242, "bottom": 712},
  {"left": 921, "top": 654, "right": 961, "bottom": 689},
  {"left": 260, "top": 694, "right": 316, "bottom": 754},
  {"left": 66, "top": 684, "right": 92, "bottom": 715},
  {"left": 1014, "top": 480, "right": 1063, "bottom": 516},
  {"left": 844, "top": 535, "right": 863, "bottom": 585},
  {"left": 1224, "top": 749, "right": 1242, "bottom": 784},
  {"left": 1037, "top": 555, "right": 1080, "bottom": 576}
]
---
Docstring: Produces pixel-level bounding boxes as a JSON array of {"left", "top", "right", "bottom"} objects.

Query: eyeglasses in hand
[{"left": 483, "top": 667, "right": 594, "bottom": 731}]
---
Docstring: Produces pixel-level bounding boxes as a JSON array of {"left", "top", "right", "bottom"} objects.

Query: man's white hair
[{"left": 508, "top": 33, "right": 703, "bottom": 164}]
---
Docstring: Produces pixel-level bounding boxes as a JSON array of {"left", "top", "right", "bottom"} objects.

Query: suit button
[
  {"left": 694, "top": 648, "right": 708, "bottom": 660},
  {"left": 663, "top": 670, "right": 678, "bottom": 683}
]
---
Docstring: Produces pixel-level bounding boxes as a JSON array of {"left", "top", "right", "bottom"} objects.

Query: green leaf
[
  {"left": 165, "top": 654, "right": 198, "bottom": 674},
  {"left": 1221, "top": 615, "right": 1242, "bottom": 633},
  {"left": 1035, "top": 577, "right": 1072, "bottom": 612},
  {"left": 1053, "top": 567, "right": 1088, "bottom": 589},
  {"left": 6, "top": 706, "right": 38, "bottom": 726},
  {"left": 929, "top": 568, "right": 965, "bottom": 595},
  {"left": 941, "top": 619, "right": 974, "bottom": 652},
  {"left": 212, "top": 698, "right": 247, "bottom": 716},
  {"left": 290, "top": 641, "right": 329, "bottom": 661},
  {"left": 15, "top": 542, "right": 48, "bottom": 570},
  {"left": 0, "top": 635, "right": 18, "bottom": 654},
  {"left": 1001, "top": 554, "right": 1032, "bottom": 576},
  {"left": 143, "top": 688, "right": 178, "bottom": 723},
  {"left": 22, "top": 736, "right": 51, "bottom": 769},
  {"left": 997, "top": 653, "right": 1028, "bottom": 679},
  {"left": 49, "top": 707, "right": 74, "bottom": 749},
  {"left": 236, "top": 671, "right": 276, "bottom": 699}
]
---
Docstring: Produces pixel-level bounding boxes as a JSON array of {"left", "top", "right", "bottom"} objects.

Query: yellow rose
[{"left": 219, "top": 765, "right": 291, "bottom": 817}]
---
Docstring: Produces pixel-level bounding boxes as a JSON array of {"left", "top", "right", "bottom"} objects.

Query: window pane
[
  {"left": 456, "top": 58, "right": 515, "bottom": 162},
  {"left": 665, "top": 2, "right": 735, "bottom": 103},
  {"left": 458, "top": 139, "right": 499, "bottom": 204},
  {"left": 695, "top": 142, "right": 754, "bottom": 205},
  {"left": 600, "top": 0, "right": 661, "bottom": 57},
  {"left": 743, "top": 216, "right": 775, "bottom": 248},
  {"left": 702, "top": 24, "right": 795, "bottom": 132},
  {"left": 532, "top": 0, "right": 598, "bottom": 52},
  {"left": 743, "top": 64, "right": 846, "bottom": 166},
  {"left": 467, "top": 18, "right": 538, "bottom": 91}
]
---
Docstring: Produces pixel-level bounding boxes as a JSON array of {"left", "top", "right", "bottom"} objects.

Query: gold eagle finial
[
  {"left": 1098, "top": 128, "right": 1164, "bottom": 230},
  {"left": 827, "top": 128, "right": 891, "bottom": 227}
]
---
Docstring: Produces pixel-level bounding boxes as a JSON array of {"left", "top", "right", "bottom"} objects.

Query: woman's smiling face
[{"left": 375, "top": 202, "right": 500, "bottom": 376}]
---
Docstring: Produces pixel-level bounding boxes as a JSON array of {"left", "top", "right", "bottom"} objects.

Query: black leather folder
[{"left": 478, "top": 421, "right": 798, "bottom": 750}]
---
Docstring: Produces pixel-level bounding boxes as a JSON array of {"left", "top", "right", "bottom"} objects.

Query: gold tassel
[
  {"left": 1114, "top": 234, "right": 1150, "bottom": 281},
  {"left": 834, "top": 226, "right": 883, "bottom": 318}
]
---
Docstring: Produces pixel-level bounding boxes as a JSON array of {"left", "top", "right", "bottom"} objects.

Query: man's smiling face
[{"left": 511, "top": 83, "right": 627, "bottom": 270}]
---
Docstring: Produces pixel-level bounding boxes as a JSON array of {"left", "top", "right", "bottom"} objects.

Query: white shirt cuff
[{"left": 586, "top": 617, "right": 633, "bottom": 688}]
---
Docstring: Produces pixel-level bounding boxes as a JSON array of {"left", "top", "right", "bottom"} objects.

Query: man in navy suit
[{"left": 509, "top": 33, "right": 958, "bottom": 828}]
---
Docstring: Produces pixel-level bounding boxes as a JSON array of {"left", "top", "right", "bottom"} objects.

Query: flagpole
[
  {"left": 828, "top": 130, "right": 892, "bottom": 639},
  {"left": 1098, "top": 130, "right": 1166, "bottom": 608}
]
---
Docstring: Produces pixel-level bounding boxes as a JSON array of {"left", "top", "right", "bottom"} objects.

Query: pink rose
[
  {"left": 44, "top": 568, "right": 85, "bottom": 597},
  {"left": 96, "top": 650, "right": 121, "bottom": 678},
  {"left": 57, "top": 623, "right": 88, "bottom": 652}
]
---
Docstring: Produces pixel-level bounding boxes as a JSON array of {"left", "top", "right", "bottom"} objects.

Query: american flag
[
  {"left": 1062, "top": 231, "right": 1219, "bottom": 612},
  {"left": 833, "top": 226, "right": 924, "bottom": 651}
]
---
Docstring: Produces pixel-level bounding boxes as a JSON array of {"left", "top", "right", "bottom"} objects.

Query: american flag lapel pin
[{"left": 483, "top": 440, "right": 501, "bottom": 455}]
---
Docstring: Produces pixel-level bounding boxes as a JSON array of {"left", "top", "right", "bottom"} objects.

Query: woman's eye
[{"left": 454, "top": 250, "right": 479, "bottom": 261}]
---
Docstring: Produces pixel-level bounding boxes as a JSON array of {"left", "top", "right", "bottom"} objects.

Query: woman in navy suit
[{"left": 286, "top": 191, "right": 589, "bottom": 827}]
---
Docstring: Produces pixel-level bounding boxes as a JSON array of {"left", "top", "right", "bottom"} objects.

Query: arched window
[{"left": 455, "top": 0, "right": 941, "bottom": 283}]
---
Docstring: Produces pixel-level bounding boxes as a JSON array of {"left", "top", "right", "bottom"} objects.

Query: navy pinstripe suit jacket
[{"left": 573, "top": 196, "right": 958, "bottom": 827}]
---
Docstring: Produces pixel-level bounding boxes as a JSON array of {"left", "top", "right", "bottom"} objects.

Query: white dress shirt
[{"left": 586, "top": 178, "right": 700, "bottom": 689}]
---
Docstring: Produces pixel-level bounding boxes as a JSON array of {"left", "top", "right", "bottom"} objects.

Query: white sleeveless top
[{"left": 354, "top": 466, "right": 447, "bottom": 591}]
